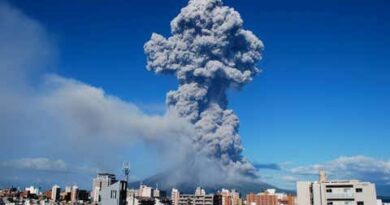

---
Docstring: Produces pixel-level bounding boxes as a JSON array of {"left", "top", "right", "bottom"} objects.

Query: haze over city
[{"left": 0, "top": 0, "right": 389, "bottom": 198}]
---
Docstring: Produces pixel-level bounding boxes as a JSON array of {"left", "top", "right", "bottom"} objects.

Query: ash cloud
[
  {"left": 145, "top": 0, "right": 263, "bottom": 183},
  {"left": 0, "top": 1, "right": 195, "bottom": 187},
  {"left": 254, "top": 163, "right": 282, "bottom": 171},
  {"left": 0, "top": 0, "right": 264, "bottom": 188}
]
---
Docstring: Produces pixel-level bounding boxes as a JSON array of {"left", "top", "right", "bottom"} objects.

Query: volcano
[{"left": 128, "top": 170, "right": 284, "bottom": 195}]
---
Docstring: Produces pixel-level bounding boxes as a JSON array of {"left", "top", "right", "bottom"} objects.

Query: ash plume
[{"left": 144, "top": 0, "right": 264, "bottom": 182}]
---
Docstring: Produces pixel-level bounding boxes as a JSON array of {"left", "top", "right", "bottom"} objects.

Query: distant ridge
[
  {"left": 128, "top": 170, "right": 288, "bottom": 195},
  {"left": 128, "top": 172, "right": 390, "bottom": 197}
]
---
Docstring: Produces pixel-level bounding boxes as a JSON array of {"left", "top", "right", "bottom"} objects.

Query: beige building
[
  {"left": 71, "top": 185, "right": 79, "bottom": 202},
  {"left": 178, "top": 187, "right": 213, "bottom": 205},
  {"left": 138, "top": 184, "right": 153, "bottom": 198},
  {"left": 297, "top": 172, "right": 377, "bottom": 205},
  {"left": 172, "top": 188, "right": 180, "bottom": 205},
  {"left": 216, "top": 189, "right": 242, "bottom": 205}
]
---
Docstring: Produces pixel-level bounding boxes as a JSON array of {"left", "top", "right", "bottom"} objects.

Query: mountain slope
[{"left": 128, "top": 170, "right": 282, "bottom": 195}]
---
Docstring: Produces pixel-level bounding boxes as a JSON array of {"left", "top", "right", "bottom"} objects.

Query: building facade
[
  {"left": 215, "top": 189, "right": 242, "bottom": 205},
  {"left": 297, "top": 173, "right": 377, "bottom": 205},
  {"left": 92, "top": 173, "right": 117, "bottom": 203},
  {"left": 178, "top": 187, "right": 213, "bottom": 205},
  {"left": 100, "top": 180, "right": 127, "bottom": 205},
  {"left": 172, "top": 188, "right": 180, "bottom": 205},
  {"left": 51, "top": 185, "right": 60, "bottom": 202},
  {"left": 139, "top": 185, "right": 153, "bottom": 198},
  {"left": 246, "top": 189, "right": 295, "bottom": 205},
  {"left": 178, "top": 194, "right": 214, "bottom": 205},
  {"left": 71, "top": 185, "right": 79, "bottom": 202}
]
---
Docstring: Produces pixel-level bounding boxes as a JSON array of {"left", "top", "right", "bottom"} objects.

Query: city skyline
[
  {"left": 0, "top": 0, "right": 389, "bottom": 193},
  {"left": 1, "top": 171, "right": 388, "bottom": 205}
]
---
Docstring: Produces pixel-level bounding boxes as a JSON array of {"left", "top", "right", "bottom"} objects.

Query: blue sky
[{"left": 1, "top": 0, "right": 390, "bottom": 191}]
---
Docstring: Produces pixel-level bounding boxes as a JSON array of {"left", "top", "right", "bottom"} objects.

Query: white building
[
  {"left": 51, "top": 185, "right": 60, "bottom": 201},
  {"left": 297, "top": 171, "right": 377, "bottom": 205},
  {"left": 92, "top": 173, "right": 117, "bottom": 203},
  {"left": 25, "top": 186, "right": 39, "bottom": 195},
  {"left": 195, "top": 187, "right": 206, "bottom": 196},
  {"left": 100, "top": 180, "right": 127, "bottom": 205}
]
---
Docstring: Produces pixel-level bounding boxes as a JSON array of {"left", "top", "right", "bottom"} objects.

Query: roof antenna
[{"left": 122, "top": 162, "right": 131, "bottom": 182}]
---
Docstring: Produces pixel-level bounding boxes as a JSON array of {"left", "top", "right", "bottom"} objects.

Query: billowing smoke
[{"left": 145, "top": 0, "right": 263, "bottom": 182}]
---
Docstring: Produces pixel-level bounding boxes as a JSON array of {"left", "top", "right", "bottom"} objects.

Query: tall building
[
  {"left": 231, "top": 190, "right": 241, "bottom": 205},
  {"left": 71, "top": 185, "right": 79, "bottom": 202},
  {"left": 92, "top": 173, "right": 117, "bottom": 203},
  {"left": 297, "top": 172, "right": 377, "bottom": 205},
  {"left": 172, "top": 188, "right": 180, "bottom": 205},
  {"left": 100, "top": 180, "right": 128, "bottom": 205},
  {"left": 51, "top": 185, "right": 60, "bottom": 201}
]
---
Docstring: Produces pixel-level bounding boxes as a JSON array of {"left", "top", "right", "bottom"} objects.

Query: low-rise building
[
  {"left": 297, "top": 171, "right": 377, "bottom": 205},
  {"left": 178, "top": 187, "right": 213, "bottom": 205},
  {"left": 246, "top": 189, "right": 295, "bottom": 205}
]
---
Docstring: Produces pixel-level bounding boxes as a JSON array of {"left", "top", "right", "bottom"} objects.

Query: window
[
  {"left": 357, "top": 201, "right": 364, "bottom": 205},
  {"left": 356, "top": 188, "right": 363, "bottom": 193},
  {"left": 326, "top": 189, "right": 332, "bottom": 193},
  {"left": 111, "top": 190, "right": 117, "bottom": 199}
]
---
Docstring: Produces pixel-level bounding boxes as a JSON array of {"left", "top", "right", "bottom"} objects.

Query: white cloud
[
  {"left": 0, "top": 157, "right": 101, "bottom": 175},
  {"left": 281, "top": 175, "right": 298, "bottom": 183},
  {"left": 291, "top": 156, "right": 390, "bottom": 184},
  {"left": 1, "top": 158, "right": 68, "bottom": 172},
  {"left": 259, "top": 156, "right": 390, "bottom": 189}
]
